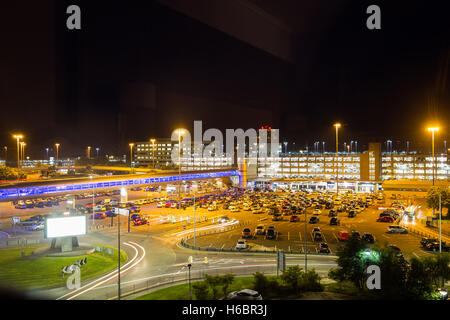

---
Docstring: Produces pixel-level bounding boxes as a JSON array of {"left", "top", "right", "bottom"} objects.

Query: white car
[
  {"left": 208, "top": 206, "right": 217, "bottom": 211},
  {"left": 156, "top": 202, "right": 164, "bottom": 208},
  {"left": 313, "top": 209, "right": 321, "bottom": 215},
  {"left": 230, "top": 207, "right": 240, "bottom": 213},
  {"left": 388, "top": 225, "right": 408, "bottom": 234},
  {"left": 235, "top": 239, "right": 247, "bottom": 249},
  {"left": 30, "top": 221, "right": 44, "bottom": 231}
]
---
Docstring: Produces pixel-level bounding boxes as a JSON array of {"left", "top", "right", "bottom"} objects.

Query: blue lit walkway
[{"left": 0, "top": 170, "right": 239, "bottom": 200}]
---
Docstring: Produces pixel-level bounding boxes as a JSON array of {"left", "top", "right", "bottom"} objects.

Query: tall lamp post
[
  {"left": 87, "top": 146, "right": 91, "bottom": 159},
  {"left": 89, "top": 175, "right": 95, "bottom": 229},
  {"left": 427, "top": 127, "right": 439, "bottom": 186},
  {"left": 428, "top": 126, "right": 440, "bottom": 251},
  {"left": 150, "top": 139, "right": 156, "bottom": 168},
  {"left": 55, "top": 143, "right": 60, "bottom": 167},
  {"left": 175, "top": 129, "right": 186, "bottom": 216},
  {"left": 20, "top": 142, "right": 24, "bottom": 167},
  {"left": 13, "top": 135, "right": 22, "bottom": 169},
  {"left": 129, "top": 143, "right": 134, "bottom": 168},
  {"left": 3, "top": 146, "right": 7, "bottom": 163},
  {"left": 334, "top": 123, "right": 341, "bottom": 195},
  {"left": 22, "top": 143, "right": 26, "bottom": 167}
]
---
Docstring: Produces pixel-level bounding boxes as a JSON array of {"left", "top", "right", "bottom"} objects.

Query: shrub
[
  {"left": 192, "top": 281, "right": 210, "bottom": 300},
  {"left": 299, "top": 269, "right": 323, "bottom": 292}
]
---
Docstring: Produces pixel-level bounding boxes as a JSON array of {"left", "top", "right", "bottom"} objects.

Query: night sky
[{"left": 0, "top": 0, "right": 448, "bottom": 158}]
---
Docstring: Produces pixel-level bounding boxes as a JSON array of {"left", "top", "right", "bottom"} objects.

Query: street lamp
[
  {"left": 22, "top": 143, "right": 26, "bottom": 167},
  {"left": 175, "top": 129, "right": 186, "bottom": 216},
  {"left": 3, "top": 146, "right": 6, "bottom": 163},
  {"left": 89, "top": 175, "right": 95, "bottom": 229},
  {"left": 87, "top": 146, "right": 91, "bottom": 159},
  {"left": 334, "top": 123, "right": 341, "bottom": 195},
  {"left": 96, "top": 147, "right": 99, "bottom": 158},
  {"left": 46, "top": 148, "right": 49, "bottom": 160},
  {"left": 129, "top": 143, "right": 134, "bottom": 168},
  {"left": 187, "top": 263, "right": 192, "bottom": 300},
  {"left": 20, "top": 142, "right": 24, "bottom": 167},
  {"left": 55, "top": 143, "right": 60, "bottom": 167},
  {"left": 150, "top": 139, "right": 156, "bottom": 168},
  {"left": 427, "top": 127, "right": 439, "bottom": 186},
  {"left": 13, "top": 134, "right": 23, "bottom": 169}
]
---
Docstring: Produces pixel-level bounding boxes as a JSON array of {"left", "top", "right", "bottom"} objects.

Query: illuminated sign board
[{"left": 45, "top": 216, "right": 87, "bottom": 238}]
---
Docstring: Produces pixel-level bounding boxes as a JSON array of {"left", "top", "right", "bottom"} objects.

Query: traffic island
[{"left": 0, "top": 243, "right": 127, "bottom": 290}]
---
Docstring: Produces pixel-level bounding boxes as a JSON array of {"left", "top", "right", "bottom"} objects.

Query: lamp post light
[
  {"left": 96, "top": 147, "right": 99, "bottom": 158},
  {"left": 175, "top": 129, "right": 186, "bottom": 216},
  {"left": 20, "top": 142, "right": 24, "bottom": 167},
  {"left": 22, "top": 143, "right": 26, "bottom": 167},
  {"left": 150, "top": 139, "right": 156, "bottom": 168},
  {"left": 334, "top": 123, "right": 341, "bottom": 195},
  {"left": 129, "top": 143, "right": 134, "bottom": 168},
  {"left": 87, "top": 146, "right": 91, "bottom": 159},
  {"left": 13, "top": 135, "right": 23, "bottom": 169},
  {"left": 90, "top": 175, "right": 95, "bottom": 229},
  {"left": 46, "top": 148, "right": 49, "bottom": 160},
  {"left": 427, "top": 127, "right": 439, "bottom": 186},
  {"left": 55, "top": 143, "right": 60, "bottom": 167},
  {"left": 3, "top": 146, "right": 7, "bottom": 163},
  {"left": 187, "top": 263, "right": 192, "bottom": 300}
]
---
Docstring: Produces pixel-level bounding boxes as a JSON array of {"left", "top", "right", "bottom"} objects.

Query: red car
[
  {"left": 290, "top": 215, "right": 300, "bottom": 222},
  {"left": 377, "top": 215, "right": 394, "bottom": 223},
  {"left": 133, "top": 217, "right": 148, "bottom": 226},
  {"left": 165, "top": 202, "right": 172, "bottom": 208}
]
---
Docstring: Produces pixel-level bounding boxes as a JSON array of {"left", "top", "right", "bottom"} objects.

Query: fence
[{"left": 100, "top": 264, "right": 280, "bottom": 300}]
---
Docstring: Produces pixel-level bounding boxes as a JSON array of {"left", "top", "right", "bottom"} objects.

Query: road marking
[
  {"left": 220, "top": 244, "right": 225, "bottom": 250},
  {"left": 412, "top": 252, "right": 419, "bottom": 258},
  {"left": 298, "top": 232, "right": 302, "bottom": 241},
  {"left": 333, "top": 233, "right": 338, "bottom": 242}
]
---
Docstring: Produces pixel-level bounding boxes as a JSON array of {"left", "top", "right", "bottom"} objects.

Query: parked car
[
  {"left": 309, "top": 216, "right": 319, "bottom": 224},
  {"left": 362, "top": 233, "right": 375, "bottom": 243},
  {"left": 338, "top": 231, "right": 350, "bottom": 241},
  {"left": 328, "top": 210, "right": 337, "bottom": 217},
  {"left": 329, "top": 217, "right": 340, "bottom": 225},
  {"left": 89, "top": 213, "right": 106, "bottom": 220},
  {"left": 15, "top": 204, "right": 27, "bottom": 209},
  {"left": 387, "top": 225, "right": 408, "bottom": 234},
  {"left": 30, "top": 221, "right": 45, "bottom": 231},
  {"left": 388, "top": 244, "right": 403, "bottom": 257},
  {"left": 265, "top": 226, "right": 276, "bottom": 239},
  {"left": 133, "top": 216, "right": 148, "bottom": 226},
  {"left": 255, "top": 224, "right": 266, "bottom": 235},
  {"left": 420, "top": 237, "right": 438, "bottom": 248},
  {"left": 272, "top": 213, "right": 283, "bottom": 221},
  {"left": 318, "top": 242, "right": 330, "bottom": 254},
  {"left": 226, "top": 289, "right": 262, "bottom": 300},
  {"left": 377, "top": 215, "right": 394, "bottom": 223},
  {"left": 425, "top": 242, "right": 450, "bottom": 252},
  {"left": 289, "top": 215, "right": 300, "bottom": 222},
  {"left": 242, "top": 228, "right": 252, "bottom": 239},
  {"left": 348, "top": 210, "right": 356, "bottom": 218},
  {"left": 351, "top": 230, "right": 361, "bottom": 239},
  {"left": 313, "top": 209, "right": 321, "bottom": 216},
  {"left": 235, "top": 239, "right": 247, "bottom": 249},
  {"left": 313, "top": 232, "right": 323, "bottom": 241}
]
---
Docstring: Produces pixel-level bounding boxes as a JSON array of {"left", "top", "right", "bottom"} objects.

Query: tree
[
  {"left": 252, "top": 272, "right": 280, "bottom": 298},
  {"left": 204, "top": 274, "right": 222, "bottom": 299},
  {"left": 0, "top": 166, "right": 26, "bottom": 180},
  {"left": 280, "top": 265, "right": 303, "bottom": 293},
  {"left": 426, "top": 187, "right": 450, "bottom": 218},
  {"left": 192, "top": 281, "right": 210, "bottom": 300},
  {"left": 328, "top": 235, "right": 368, "bottom": 290},
  {"left": 219, "top": 274, "right": 234, "bottom": 297}
]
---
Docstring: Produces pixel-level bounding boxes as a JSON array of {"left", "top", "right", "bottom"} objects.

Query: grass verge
[
  {"left": 135, "top": 276, "right": 256, "bottom": 300},
  {"left": 0, "top": 243, "right": 127, "bottom": 290}
]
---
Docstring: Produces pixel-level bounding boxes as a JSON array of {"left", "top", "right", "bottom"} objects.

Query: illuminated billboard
[{"left": 45, "top": 216, "right": 87, "bottom": 238}]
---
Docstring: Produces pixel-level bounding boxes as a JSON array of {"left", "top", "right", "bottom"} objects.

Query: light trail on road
[{"left": 56, "top": 241, "right": 146, "bottom": 300}]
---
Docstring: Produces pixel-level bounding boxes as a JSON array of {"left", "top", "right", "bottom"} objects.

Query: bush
[
  {"left": 281, "top": 266, "right": 303, "bottom": 294},
  {"left": 299, "top": 269, "right": 323, "bottom": 292},
  {"left": 192, "top": 281, "right": 210, "bottom": 300},
  {"left": 252, "top": 272, "right": 280, "bottom": 298}
]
